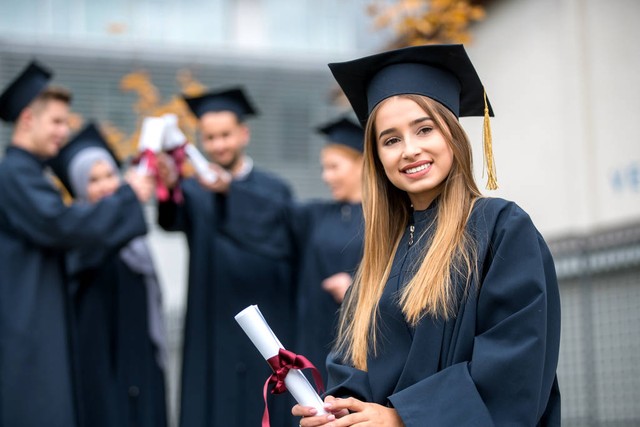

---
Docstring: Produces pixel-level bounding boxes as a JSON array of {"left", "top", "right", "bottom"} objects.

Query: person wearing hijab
[
  {"left": 49, "top": 123, "right": 168, "bottom": 427},
  {"left": 0, "top": 61, "right": 151, "bottom": 427},
  {"left": 293, "top": 44, "right": 561, "bottom": 427}
]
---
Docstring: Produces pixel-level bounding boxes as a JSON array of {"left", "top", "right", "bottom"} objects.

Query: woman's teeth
[{"left": 405, "top": 163, "right": 430, "bottom": 174}]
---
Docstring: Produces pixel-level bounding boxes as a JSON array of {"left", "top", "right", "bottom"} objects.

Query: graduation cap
[
  {"left": 48, "top": 122, "right": 120, "bottom": 197},
  {"left": 328, "top": 44, "right": 497, "bottom": 189},
  {"left": 317, "top": 116, "right": 364, "bottom": 153},
  {"left": 0, "top": 60, "right": 53, "bottom": 123},
  {"left": 183, "top": 87, "right": 258, "bottom": 121}
]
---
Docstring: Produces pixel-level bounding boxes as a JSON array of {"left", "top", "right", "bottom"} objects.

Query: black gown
[
  {"left": 0, "top": 146, "right": 147, "bottom": 427},
  {"left": 158, "top": 168, "right": 295, "bottom": 427},
  {"left": 68, "top": 245, "right": 167, "bottom": 427},
  {"left": 327, "top": 197, "right": 561, "bottom": 426},
  {"left": 292, "top": 201, "right": 364, "bottom": 382}
]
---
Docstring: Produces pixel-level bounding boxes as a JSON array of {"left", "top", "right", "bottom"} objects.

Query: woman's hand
[
  {"left": 294, "top": 396, "right": 403, "bottom": 427},
  {"left": 293, "top": 395, "right": 344, "bottom": 427},
  {"left": 156, "top": 152, "right": 179, "bottom": 190},
  {"left": 322, "top": 273, "right": 352, "bottom": 303},
  {"left": 125, "top": 170, "right": 155, "bottom": 203}
]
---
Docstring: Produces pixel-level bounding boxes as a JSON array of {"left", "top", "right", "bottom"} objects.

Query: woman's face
[
  {"left": 86, "top": 160, "right": 120, "bottom": 203},
  {"left": 374, "top": 96, "right": 453, "bottom": 210},
  {"left": 321, "top": 146, "right": 363, "bottom": 202}
]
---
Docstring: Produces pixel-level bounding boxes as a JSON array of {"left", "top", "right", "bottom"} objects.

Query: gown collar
[{"left": 411, "top": 197, "right": 439, "bottom": 224}]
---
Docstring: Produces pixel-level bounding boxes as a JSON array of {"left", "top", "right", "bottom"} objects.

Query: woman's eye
[
  {"left": 417, "top": 126, "right": 432, "bottom": 135},
  {"left": 382, "top": 137, "right": 400, "bottom": 146}
]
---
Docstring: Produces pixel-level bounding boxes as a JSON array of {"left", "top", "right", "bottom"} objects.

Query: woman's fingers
[
  {"left": 292, "top": 405, "right": 318, "bottom": 417},
  {"left": 324, "top": 396, "right": 365, "bottom": 413}
]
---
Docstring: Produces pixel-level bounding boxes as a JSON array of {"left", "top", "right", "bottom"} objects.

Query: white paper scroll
[
  {"left": 184, "top": 144, "right": 218, "bottom": 183},
  {"left": 235, "top": 305, "right": 327, "bottom": 415},
  {"left": 161, "top": 114, "right": 186, "bottom": 151}
]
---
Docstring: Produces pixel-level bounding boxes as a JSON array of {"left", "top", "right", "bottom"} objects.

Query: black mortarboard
[
  {"left": 317, "top": 116, "right": 364, "bottom": 153},
  {"left": 0, "top": 60, "right": 53, "bottom": 123},
  {"left": 183, "top": 87, "right": 258, "bottom": 121},
  {"left": 48, "top": 122, "right": 120, "bottom": 196},
  {"left": 328, "top": 44, "right": 493, "bottom": 125}
]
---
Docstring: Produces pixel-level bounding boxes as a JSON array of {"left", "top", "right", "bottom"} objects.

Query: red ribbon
[
  {"left": 135, "top": 148, "right": 183, "bottom": 203},
  {"left": 262, "top": 348, "right": 325, "bottom": 427},
  {"left": 166, "top": 144, "right": 186, "bottom": 203}
]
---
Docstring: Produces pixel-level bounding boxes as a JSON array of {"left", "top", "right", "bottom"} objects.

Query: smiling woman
[{"left": 292, "top": 44, "right": 561, "bottom": 427}]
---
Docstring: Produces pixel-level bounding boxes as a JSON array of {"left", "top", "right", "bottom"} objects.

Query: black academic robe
[
  {"left": 158, "top": 168, "right": 295, "bottom": 427},
  {"left": 292, "top": 202, "right": 363, "bottom": 382},
  {"left": 69, "top": 247, "right": 167, "bottom": 427},
  {"left": 0, "top": 146, "right": 147, "bottom": 427},
  {"left": 327, "top": 197, "right": 561, "bottom": 426}
]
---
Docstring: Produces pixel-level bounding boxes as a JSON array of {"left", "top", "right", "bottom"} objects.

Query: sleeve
[
  {"left": 0, "top": 166, "right": 147, "bottom": 250},
  {"left": 324, "top": 351, "right": 374, "bottom": 403},
  {"left": 387, "top": 203, "right": 561, "bottom": 426}
]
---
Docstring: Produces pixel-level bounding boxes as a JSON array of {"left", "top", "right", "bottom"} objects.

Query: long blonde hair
[{"left": 334, "top": 95, "right": 482, "bottom": 370}]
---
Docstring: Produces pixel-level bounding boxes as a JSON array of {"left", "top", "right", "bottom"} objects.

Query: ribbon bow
[
  {"left": 135, "top": 148, "right": 183, "bottom": 203},
  {"left": 262, "top": 348, "right": 325, "bottom": 427}
]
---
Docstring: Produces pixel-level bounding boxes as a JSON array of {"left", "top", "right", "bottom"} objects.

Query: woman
[
  {"left": 293, "top": 116, "right": 365, "bottom": 382},
  {"left": 293, "top": 44, "right": 561, "bottom": 426},
  {"left": 49, "top": 123, "right": 168, "bottom": 427}
]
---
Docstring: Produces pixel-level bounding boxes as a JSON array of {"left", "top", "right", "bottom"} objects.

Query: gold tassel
[{"left": 483, "top": 89, "right": 498, "bottom": 190}]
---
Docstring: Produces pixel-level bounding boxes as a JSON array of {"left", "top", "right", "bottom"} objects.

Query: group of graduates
[
  {"left": 0, "top": 59, "right": 365, "bottom": 427},
  {"left": 1, "top": 42, "right": 562, "bottom": 427}
]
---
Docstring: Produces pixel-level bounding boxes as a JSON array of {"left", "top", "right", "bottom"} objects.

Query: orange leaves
[{"left": 368, "top": 0, "right": 487, "bottom": 48}]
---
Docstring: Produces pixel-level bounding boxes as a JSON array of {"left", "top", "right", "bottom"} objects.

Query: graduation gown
[
  {"left": 158, "top": 168, "right": 295, "bottom": 427},
  {"left": 0, "top": 146, "right": 147, "bottom": 427},
  {"left": 69, "top": 245, "right": 167, "bottom": 427},
  {"left": 327, "top": 197, "right": 561, "bottom": 426},
  {"left": 292, "top": 201, "right": 363, "bottom": 382}
]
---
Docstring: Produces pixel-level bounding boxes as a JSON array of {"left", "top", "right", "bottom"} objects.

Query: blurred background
[{"left": 1, "top": 0, "right": 639, "bottom": 425}]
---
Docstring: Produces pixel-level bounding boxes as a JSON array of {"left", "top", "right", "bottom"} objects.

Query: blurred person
[
  {"left": 48, "top": 123, "right": 167, "bottom": 427},
  {"left": 293, "top": 44, "right": 561, "bottom": 427},
  {"left": 187, "top": 116, "right": 365, "bottom": 426},
  {"left": 157, "top": 87, "right": 295, "bottom": 427},
  {"left": 291, "top": 117, "right": 365, "bottom": 382},
  {"left": 0, "top": 61, "right": 152, "bottom": 427}
]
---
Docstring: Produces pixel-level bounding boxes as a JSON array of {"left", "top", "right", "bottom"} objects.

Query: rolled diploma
[
  {"left": 235, "top": 305, "right": 327, "bottom": 415},
  {"left": 184, "top": 144, "right": 217, "bottom": 183}
]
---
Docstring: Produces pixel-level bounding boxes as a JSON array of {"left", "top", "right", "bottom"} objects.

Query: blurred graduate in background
[
  {"left": 292, "top": 116, "right": 365, "bottom": 382},
  {"left": 0, "top": 61, "right": 151, "bottom": 427},
  {"left": 157, "top": 87, "right": 295, "bottom": 427},
  {"left": 49, "top": 123, "right": 167, "bottom": 427}
]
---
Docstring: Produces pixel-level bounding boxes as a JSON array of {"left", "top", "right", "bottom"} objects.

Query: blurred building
[
  {"left": 466, "top": 1, "right": 640, "bottom": 425},
  {"left": 1, "top": 0, "right": 639, "bottom": 426}
]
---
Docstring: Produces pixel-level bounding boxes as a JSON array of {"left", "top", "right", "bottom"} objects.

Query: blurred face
[
  {"left": 27, "top": 99, "right": 71, "bottom": 159},
  {"left": 374, "top": 96, "right": 453, "bottom": 210},
  {"left": 86, "top": 160, "right": 120, "bottom": 203},
  {"left": 321, "top": 146, "right": 363, "bottom": 202},
  {"left": 199, "top": 111, "right": 249, "bottom": 170}
]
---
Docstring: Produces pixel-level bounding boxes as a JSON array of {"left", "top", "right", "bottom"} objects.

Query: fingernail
[
  {"left": 309, "top": 408, "right": 317, "bottom": 415},
  {"left": 327, "top": 414, "right": 335, "bottom": 421},
  {"left": 324, "top": 403, "right": 332, "bottom": 409}
]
